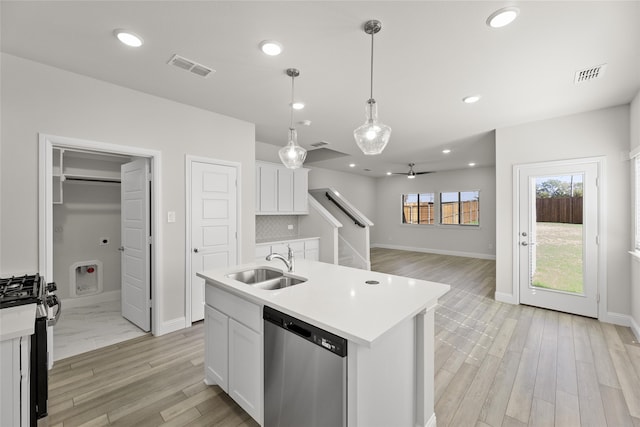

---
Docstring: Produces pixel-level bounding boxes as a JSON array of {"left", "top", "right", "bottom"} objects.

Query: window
[
  {"left": 402, "top": 193, "right": 435, "bottom": 224},
  {"left": 440, "top": 191, "right": 480, "bottom": 225}
]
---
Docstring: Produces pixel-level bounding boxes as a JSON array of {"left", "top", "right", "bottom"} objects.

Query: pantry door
[
  {"left": 121, "top": 159, "right": 151, "bottom": 331},
  {"left": 189, "top": 160, "right": 238, "bottom": 322},
  {"left": 516, "top": 159, "right": 600, "bottom": 318}
]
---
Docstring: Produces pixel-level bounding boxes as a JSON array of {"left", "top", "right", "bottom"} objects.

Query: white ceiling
[{"left": 2, "top": 1, "right": 639, "bottom": 177}]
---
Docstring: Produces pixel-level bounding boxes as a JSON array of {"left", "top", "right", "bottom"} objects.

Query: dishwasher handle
[{"left": 285, "top": 321, "right": 312, "bottom": 338}]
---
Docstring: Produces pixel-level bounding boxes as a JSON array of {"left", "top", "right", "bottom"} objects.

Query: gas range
[{"left": 0, "top": 274, "right": 45, "bottom": 309}]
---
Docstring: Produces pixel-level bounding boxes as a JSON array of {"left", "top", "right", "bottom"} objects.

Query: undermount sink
[
  {"left": 226, "top": 267, "right": 307, "bottom": 290},
  {"left": 226, "top": 268, "right": 283, "bottom": 284}
]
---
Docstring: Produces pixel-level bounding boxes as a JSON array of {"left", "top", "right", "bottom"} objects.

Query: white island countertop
[{"left": 197, "top": 259, "right": 450, "bottom": 347}]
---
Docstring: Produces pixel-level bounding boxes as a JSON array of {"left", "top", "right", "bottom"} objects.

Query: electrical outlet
[
  {"left": 287, "top": 224, "right": 293, "bottom": 230},
  {"left": 99, "top": 237, "right": 110, "bottom": 246}
]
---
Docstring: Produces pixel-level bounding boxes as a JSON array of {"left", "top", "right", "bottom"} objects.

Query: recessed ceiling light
[
  {"left": 462, "top": 95, "right": 481, "bottom": 104},
  {"left": 113, "top": 29, "right": 144, "bottom": 47},
  {"left": 259, "top": 40, "right": 283, "bottom": 56},
  {"left": 386, "top": 172, "right": 392, "bottom": 176},
  {"left": 468, "top": 162, "right": 476, "bottom": 167},
  {"left": 349, "top": 163, "right": 356, "bottom": 168},
  {"left": 486, "top": 7, "right": 520, "bottom": 28},
  {"left": 442, "top": 149, "right": 451, "bottom": 154},
  {"left": 291, "top": 102, "right": 305, "bottom": 110}
]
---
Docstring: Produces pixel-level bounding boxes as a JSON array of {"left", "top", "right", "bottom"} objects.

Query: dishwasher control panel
[{"left": 264, "top": 306, "right": 347, "bottom": 357}]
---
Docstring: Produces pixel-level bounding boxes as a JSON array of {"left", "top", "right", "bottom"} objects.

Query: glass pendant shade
[
  {"left": 354, "top": 99, "right": 391, "bottom": 155},
  {"left": 279, "top": 128, "right": 307, "bottom": 169}
]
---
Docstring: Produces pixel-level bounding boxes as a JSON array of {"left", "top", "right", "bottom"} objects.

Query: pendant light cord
[
  {"left": 290, "top": 74, "right": 295, "bottom": 130},
  {"left": 369, "top": 30, "right": 374, "bottom": 100}
]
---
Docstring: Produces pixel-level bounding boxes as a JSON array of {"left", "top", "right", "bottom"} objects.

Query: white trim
[
  {"left": 629, "top": 146, "right": 640, "bottom": 159},
  {"left": 630, "top": 250, "right": 640, "bottom": 262},
  {"left": 512, "top": 156, "right": 606, "bottom": 320},
  {"left": 371, "top": 243, "right": 496, "bottom": 260},
  {"left": 158, "top": 317, "right": 188, "bottom": 336},
  {"left": 599, "top": 311, "right": 632, "bottom": 328},
  {"left": 308, "top": 195, "right": 343, "bottom": 228},
  {"left": 424, "top": 413, "right": 437, "bottom": 427},
  {"left": 185, "top": 155, "right": 241, "bottom": 326},
  {"left": 495, "top": 291, "right": 517, "bottom": 304},
  {"left": 38, "top": 133, "right": 164, "bottom": 336},
  {"left": 62, "top": 290, "right": 120, "bottom": 309},
  {"left": 630, "top": 316, "right": 640, "bottom": 342}
]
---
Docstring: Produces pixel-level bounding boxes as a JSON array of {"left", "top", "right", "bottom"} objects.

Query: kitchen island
[{"left": 197, "top": 258, "right": 450, "bottom": 427}]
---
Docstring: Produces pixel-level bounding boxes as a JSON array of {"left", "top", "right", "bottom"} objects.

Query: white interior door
[
  {"left": 191, "top": 161, "right": 238, "bottom": 322},
  {"left": 517, "top": 160, "right": 599, "bottom": 318},
  {"left": 121, "top": 159, "right": 151, "bottom": 331}
]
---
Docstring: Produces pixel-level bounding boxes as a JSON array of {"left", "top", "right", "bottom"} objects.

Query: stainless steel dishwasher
[{"left": 263, "top": 306, "right": 347, "bottom": 427}]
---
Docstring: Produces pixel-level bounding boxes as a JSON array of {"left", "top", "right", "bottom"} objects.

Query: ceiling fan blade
[{"left": 415, "top": 171, "right": 434, "bottom": 175}]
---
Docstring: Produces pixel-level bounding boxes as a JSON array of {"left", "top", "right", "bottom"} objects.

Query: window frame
[
  {"left": 401, "top": 193, "right": 436, "bottom": 225},
  {"left": 439, "top": 190, "right": 481, "bottom": 226}
]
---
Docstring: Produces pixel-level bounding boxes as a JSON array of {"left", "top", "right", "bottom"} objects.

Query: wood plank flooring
[{"left": 42, "top": 248, "right": 640, "bottom": 426}]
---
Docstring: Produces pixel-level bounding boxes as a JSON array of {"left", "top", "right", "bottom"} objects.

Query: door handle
[
  {"left": 118, "top": 246, "right": 125, "bottom": 252},
  {"left": 521, "top": 241, "right": 528, "bottom": 246},
  {"left": 193, "top": 248, "right": 199, "bottom": 253}
]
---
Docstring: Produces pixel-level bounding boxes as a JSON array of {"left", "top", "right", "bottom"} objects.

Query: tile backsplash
[{"left": 256, "top": 215, "right": 299, "bottom": 241}]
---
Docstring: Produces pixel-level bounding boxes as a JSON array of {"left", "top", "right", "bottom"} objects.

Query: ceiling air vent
[
  {"left": 574, "top": 64, "right": 607, "bottom": 84},
  {"left": 168, "top": 54, "right": 215, "bottom": 78},
  {"left": 310, "top": 141, "right": 330, "bottom": 149}
]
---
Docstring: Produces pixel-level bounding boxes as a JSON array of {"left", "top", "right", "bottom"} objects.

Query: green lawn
[{"left": 531, "top": 222, "right": 583, "bottom": 294}]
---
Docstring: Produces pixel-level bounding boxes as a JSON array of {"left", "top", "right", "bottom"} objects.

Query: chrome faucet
[{"left": 266, "top": 245, "right": 295, "bottom": 272}]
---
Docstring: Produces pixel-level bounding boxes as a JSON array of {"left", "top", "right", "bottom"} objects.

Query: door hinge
[
  {"left": 147, "top": 236, "right": 153, "bottom": 244},
  {"left": 596, "top": 235, "right": 600, "bottom": 245},
  {"left": 597, "top": 293, "right": 600, "bottom": 303},
  {"left": 595, "top": 177, "right": 599, "bottom": 187}
]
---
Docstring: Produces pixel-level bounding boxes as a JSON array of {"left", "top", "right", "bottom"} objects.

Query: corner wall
[
  {"left": 495, "top": 105, "right": 631, "bottom": 321},
  {"left": 630, "top": 90, "right": 640, "bottom": 338},
  {"left": 0, "top": 53, "right": 256, "bottom": 331}
]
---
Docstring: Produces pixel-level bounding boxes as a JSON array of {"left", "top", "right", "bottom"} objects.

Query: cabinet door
[
  {"left": 204, "top": 305, "right": 228, "bottom": 391},
  {"left": 257, "top": 164, "right": 278, "bottom": 213},
  {"left": 228, "top": 319, "right": 262, "bottom": 423},
  {"left": 277, "top": 168, "right": 294, "bottom": 212},
  {"left": 293, "top": 168, "right": 309, "bottom": 213}
]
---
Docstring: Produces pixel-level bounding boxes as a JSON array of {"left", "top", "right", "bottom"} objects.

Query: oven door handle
[{"left": 47, "top": 294, "right": 62, "bottom": 326}]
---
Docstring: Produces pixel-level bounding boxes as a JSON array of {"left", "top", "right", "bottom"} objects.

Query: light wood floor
[{"left": 43, "top": 248, "right": 640, "bottom": 426}]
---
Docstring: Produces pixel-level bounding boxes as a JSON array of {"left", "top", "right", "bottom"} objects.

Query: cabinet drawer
[{"left": 206, "top": 286, "right": 261, "bottom": 332}]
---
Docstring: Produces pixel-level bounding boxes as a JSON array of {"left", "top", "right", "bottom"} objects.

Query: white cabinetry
[
  {"left": 255, "top": 238, "right": 320, "bottom": 262},
  {"left": 256, "top": 161, "right": 308, "bottom": 215},
  {"left": 204, "top": 286, "right": 262, "bottom": 424},
  {"left": 0, "top": 337, "right": 30, "bottom": 427}
]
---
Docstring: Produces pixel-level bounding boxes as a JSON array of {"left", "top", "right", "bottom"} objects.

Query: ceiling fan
[{"left": 392, "top": 163, "right": 433, "bottom": 179}]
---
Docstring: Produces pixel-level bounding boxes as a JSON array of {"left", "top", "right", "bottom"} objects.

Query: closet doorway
[{"left": 38, "top": 134, "right": 163, "bottom": 363}]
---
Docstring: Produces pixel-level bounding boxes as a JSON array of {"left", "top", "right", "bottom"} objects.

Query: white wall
[
  {"left": 495, "top": 105, "right": 631, "bottom": 319},
  {"left": 53, "top": 183, "right": 121, "bottom": 299},
  {"left": 630, "top": 90, "right": 640, "bottom": 337},
  {"left": 371, "top": 167, "right": 496, "bottom": 259},
  {"left": 0, "top": 54, "right": 256, "bottom": 329}
]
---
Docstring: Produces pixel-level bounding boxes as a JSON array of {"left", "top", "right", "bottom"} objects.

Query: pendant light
[
  {"left": 278, "top": 68, "right": 307, "bottom": 169},
  {"left": 353, "top": 19, "right": 391, "bottom": 155}
]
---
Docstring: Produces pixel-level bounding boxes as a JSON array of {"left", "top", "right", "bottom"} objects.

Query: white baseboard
[
  {"left": 62, "top": 290, "right": 120, "bottom": 309},
  {"left": 157, "top": 317, "right": 186, "bottom": 336},
  {"left": 630, "top": 316, "right": 640, "bottom": 341},
  {"left": 495, "top": 291, "right": 517, "bottom": 304},
  {"left": 600, "top": 311, "right": 632, "bottom": 327},
  {"left": 371, "top": 243, "right": 496, "bottom": 261},
  {"left": 425, "top": 413, "right": 437, "bottom": 427}
]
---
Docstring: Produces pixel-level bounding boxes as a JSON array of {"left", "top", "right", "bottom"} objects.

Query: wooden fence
[
  {"left": 403, "top": 201, "right": 479, "bottom": 225},
  {"left": 536, "top": 197, "right": 583, "bottom": 224}
]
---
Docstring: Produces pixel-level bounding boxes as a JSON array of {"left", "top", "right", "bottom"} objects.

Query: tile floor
[{"left": 53, "top": 299, "right": 148, "bottom": 361}]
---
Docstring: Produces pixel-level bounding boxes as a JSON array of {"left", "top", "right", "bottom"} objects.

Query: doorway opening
[{"left": 39, "top": 134, "right": 163, "bottom": 364}]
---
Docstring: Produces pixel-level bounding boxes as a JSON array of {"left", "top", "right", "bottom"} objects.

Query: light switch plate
[
  {"left": 167, "top": 211, "right": 176, "bottom": 223},
  {"left": 287, "top": 224, "right": 293, "bottom": 230}
]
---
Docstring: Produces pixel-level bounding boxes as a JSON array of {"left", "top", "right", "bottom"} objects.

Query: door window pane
[{"left": 530, "top": 174, "right": 584, "bottom": 294}]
